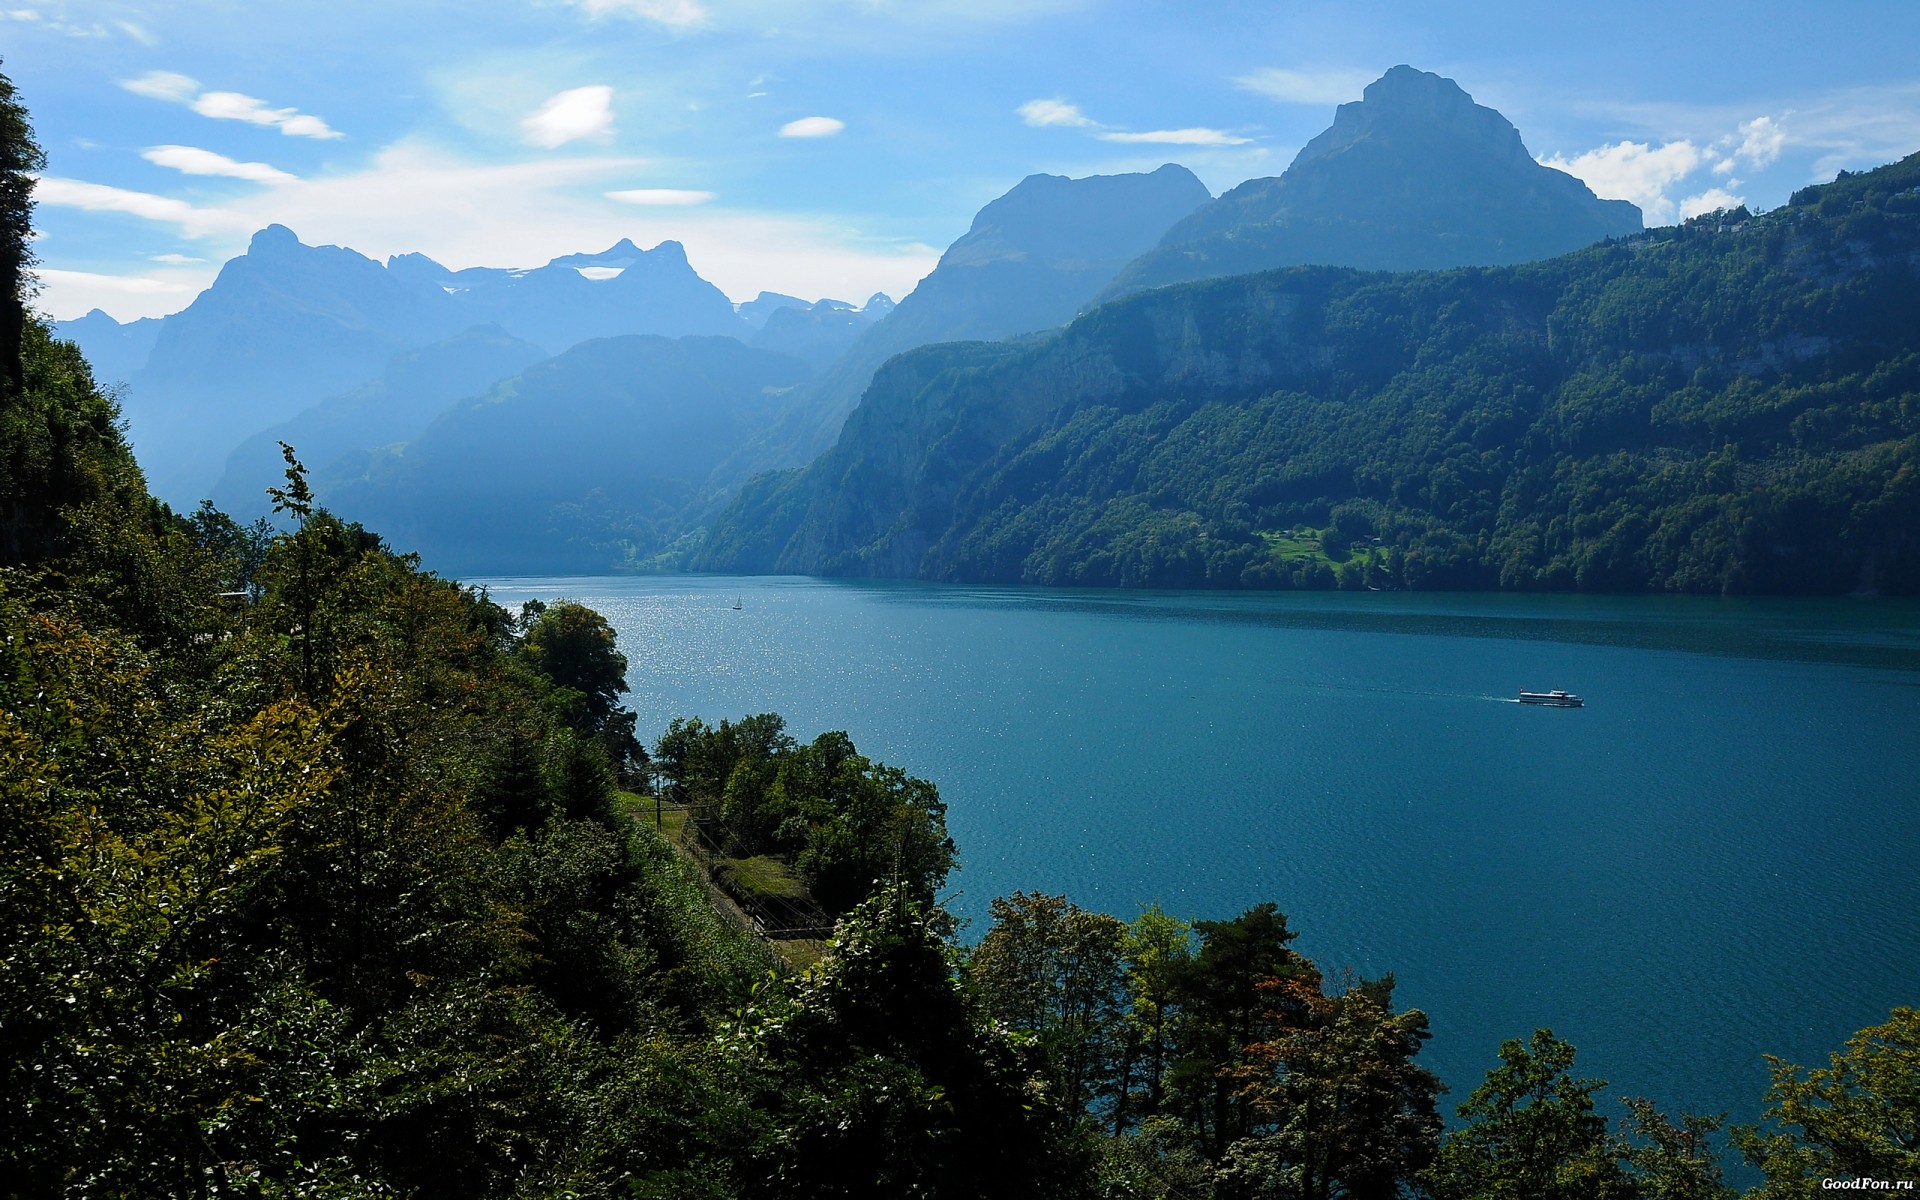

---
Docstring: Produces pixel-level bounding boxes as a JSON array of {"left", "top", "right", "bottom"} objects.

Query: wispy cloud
[
  {"left": 567, "top": 0, "right": 707, "bottom": 26},
  {"left": 194, "top": 92, "right": 342, "bottom": 139},
  {"left": 1097, "top": 128, "right": 1251, "bottom": 146},
  {"left": 522, "top": 86, "right": 616, "bottom": 148},
  {"left": 32, "top": 176, "right": 247, "bottom": 236},
  {"left": 606, "top": 187, "right": 716, "bottom": 205},
  {"left": 779, "top": 116, "right": 844, "bottom": 138},
  {"left": 122, "top": 70, "right": 198, "bottom": 102},
  {"left": 1020, "top": 97, "right": 1254, "bottom": 148},
  {"left": 143, "top": 145, "right": 296, "bottom": 184},
  {"left": 151, "top": 253, "right": 205, "bottom": 265},
  {"left": 1018, "top": 98, "right": 1096, "bottom": 128},
  {"left": 1234, "top": 67, "right": 1372, "bottom": 107},
  {"left": 121, "top": 71, "right": 343, "bottom": 139}
]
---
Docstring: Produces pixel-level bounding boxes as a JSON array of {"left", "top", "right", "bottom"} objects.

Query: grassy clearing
[
  {"left": 1258, "top": 527, "right": 1353, "bottom": 564},
  {"left": 714, "top": 854, "right": 811, "bottom": 903}
]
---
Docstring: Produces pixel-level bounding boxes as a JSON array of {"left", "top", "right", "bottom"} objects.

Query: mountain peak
[
  {"left": 1291, "top": 65, "right": 1527, "bottom": 171},
  {"left": 247, "top": 224, "right": 303, "bottom": 256}
]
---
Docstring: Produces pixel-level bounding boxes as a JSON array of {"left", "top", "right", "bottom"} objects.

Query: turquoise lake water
[{"left": 477, "top": 575, "right": 1920, "bottom": 1131}]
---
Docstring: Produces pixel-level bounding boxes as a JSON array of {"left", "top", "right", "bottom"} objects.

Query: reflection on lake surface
[{"left": 477, "top": 576, "right": 1920, "bottom": 1130}]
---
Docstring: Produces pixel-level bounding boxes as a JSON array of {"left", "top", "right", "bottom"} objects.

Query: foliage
[
  {"left": 655, "top": 713, "right": 956, "bottom": 915},
  {"left": 1734, "top": 1007, "right": 1920, "bottom": 1198}
]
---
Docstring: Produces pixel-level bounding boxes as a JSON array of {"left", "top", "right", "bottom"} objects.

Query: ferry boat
[{"left": 1518, "top": 689, "right": 1584, "bottom": 707}]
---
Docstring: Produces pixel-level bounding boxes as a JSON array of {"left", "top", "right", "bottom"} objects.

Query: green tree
[
  {"left": 968, "top": 891, "right": 1131, "bottom": 1119},
  {"left": 1734, "top": 1007, "right": 1920, "bottom": 1198},
  {"left": 1425, "top": 1028, "right": 1631, "bottom": 1200},
  {"left": 738, "top": 887, "right": 1082, "bottom": 1199},
  {"left": 1170, "top": 903, "right": 1313, "bottom": 1157},
  {"left": 1218, "top": 975, "right": 1444, "bottom": 1200}
]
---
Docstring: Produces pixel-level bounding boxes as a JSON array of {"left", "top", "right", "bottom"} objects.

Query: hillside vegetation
[{"left": 698, "top": 153, "right": 1920, "bottom": 595}]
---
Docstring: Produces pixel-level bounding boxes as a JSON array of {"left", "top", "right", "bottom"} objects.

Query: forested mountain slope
[{"left": 697, "top": 155, "right": 1920, "bottom": 595}]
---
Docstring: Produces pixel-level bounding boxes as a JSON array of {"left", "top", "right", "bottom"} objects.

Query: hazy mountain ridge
[
  {"left": 317, "top": 333, "right": 813, "bottom": 575},
  {"left": 1101, "top": 66, "right": 1642, "bottom": 300},
  {"left": 694, "top": 154, "right": 1920, "bottom": 595},
  {"left": 713, "top": 163, "right": 1214, "bottom": 481},
  {"left": 207, "top": 325, "right": 551, "bottom": 518},
  {"left": 59, "top": 227, "right": 775, "bottom": 507}
]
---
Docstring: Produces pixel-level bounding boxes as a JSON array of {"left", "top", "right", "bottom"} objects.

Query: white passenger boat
[{"left": 1518, "top": 689, "right": 1584, "bottom": 707}]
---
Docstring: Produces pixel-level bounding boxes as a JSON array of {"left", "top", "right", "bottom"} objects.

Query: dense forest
[
  {"left": 698, "top": 155, "right": 1920, "bottom": 595},
  {"left": 5, "top": 69, "right": 1918, "bottom": 1197}
]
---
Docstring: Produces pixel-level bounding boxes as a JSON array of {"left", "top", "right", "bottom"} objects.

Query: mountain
[
  {"left": 746, "top": 293, "right": 894, "bottom": 368},
  {"left": 384, "top": 237, "right": 743, "bottom": 351},
  {"left": 694, "top": 154, "right": 1920, "bottom": 596},
  {"left": 723, "top": 164, "right": 1213, "bottom": 475},
  {"left": 71, "top": 227, "right": 751, "bottom": 507},
  {"left": 1101, "top": 66, "right": 1642, "bottom": 300},
  {"left": 49, "top": 308, "right": 161, "bottom": 389},
  {"left": 317, "top": 334, "right": 812, "bottom": 575},
  {"left": 207, "top": 324, "right": 550, "bottom": 518}
]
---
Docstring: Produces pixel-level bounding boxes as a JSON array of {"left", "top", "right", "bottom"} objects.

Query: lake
[{"left": 477, "top": 575, "right": 1920, "bottom": 1132}]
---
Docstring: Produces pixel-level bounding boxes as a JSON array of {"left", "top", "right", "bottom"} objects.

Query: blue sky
[{"left": 12, "top": 0, "right": 1920, "bottom": 320}]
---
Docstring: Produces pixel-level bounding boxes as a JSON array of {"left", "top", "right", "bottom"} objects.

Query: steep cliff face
[
  {"left": 1102, "top": 66, "right": 1641, "bottom": 300},
  {"left": 697, "top": 155, "right": 1920, "bottom": 595}
]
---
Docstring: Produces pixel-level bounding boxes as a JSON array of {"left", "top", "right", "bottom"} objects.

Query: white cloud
[
  {"left": 568, "top": 0, "right": 708, "bottom": 25},
  {"left": 31, "top": 176, "right": 247, "bottom": 237},
  {"left": 1096, "top": 128, "right": 1252, "bottom": 146},
  {"left": 779, "top": 116, "right": 844, "bottom": 138},
  {"left": 1234, "top": 67, "right": 1372, "bottom": 107},
  {"left": 1737, "top": 116, "right": 1785, "bottom": 168},
  {"left": 606, "top": 187, "right": 716, "bottom": 205},
  {"left": 1019, "top": 98, "right": 1096, "bottom": 128},
  {"left": 151, "top": 253, "right": 205, "bottom": 264},
  {"left": 115, "top": 19, "right": 153, "bottom": 44},
  {"left": 121, "top": 70, "right": 199, "bottom": 102},
  {"left": 122, "top": 72, "right": 342, "bottom": 139},
  {"left": 1679, "top": 187, "right": 1746, "bottom": 219},
  {"left": 522, "top": 86, "right": 617, "bottom": 148},
  {"left": 1540, "top": 139, "right": 1706, "bottom": 225},
  {"left": 34, "top": 266, "right": 212, "bottom": 322},
  {"left": 142, "top": 145, "right": 296, "bottom": 184},
  {"left": 193, "top": 91, "right": 343, "bottom": 139}
]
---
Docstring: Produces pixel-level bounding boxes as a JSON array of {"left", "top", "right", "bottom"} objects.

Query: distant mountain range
[
  {"left": 48, "top": 65, "right": 1741, "bottom": 586},
  {"left": 54, "top": 230, "right": 890, "bottom": 509},
  {"left": 317, "top": 334, "right": 812, "bottom": 576}
]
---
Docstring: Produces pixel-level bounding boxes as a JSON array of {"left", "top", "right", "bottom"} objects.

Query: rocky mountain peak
[{"left": 1291, "top": 65, "right": 1529, "bottom": 172}]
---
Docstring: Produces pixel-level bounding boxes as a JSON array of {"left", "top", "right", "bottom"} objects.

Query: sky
[{"left": 11, "top": 0, "right": 1920, "bottom": 321}]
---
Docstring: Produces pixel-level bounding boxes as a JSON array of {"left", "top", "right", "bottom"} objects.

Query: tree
[
  {"left": 521, "top": 600, "right": 631, "bottom": 732},
  {"left": 1425, "top": 1028, "right": 1631, "bottom": 1200},
  {"left": 1219, "top": 975, "right": 1444, "bottom": 1200},
  {"left": 1114, "top": 903, "right": 1194, "bottom": 1132},
  {"left": 1615, "top": 1097, "right": 1735, "bottom": 1200},
  {"left": 968, "top": 891, "right": 1130, "bottom": 1119},
  {"left": 738, "top": 887, "right": 1081, "bottom": 1199},
  {"left": 1734, "top": 1007, "right": 1920, "bottom": 1198},
  {"left": 1170, "top": 903, "right": 1313, "bottom": 1156},
  {"left": 0, "top": 58, "right": 41, "bottom": 391}
]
